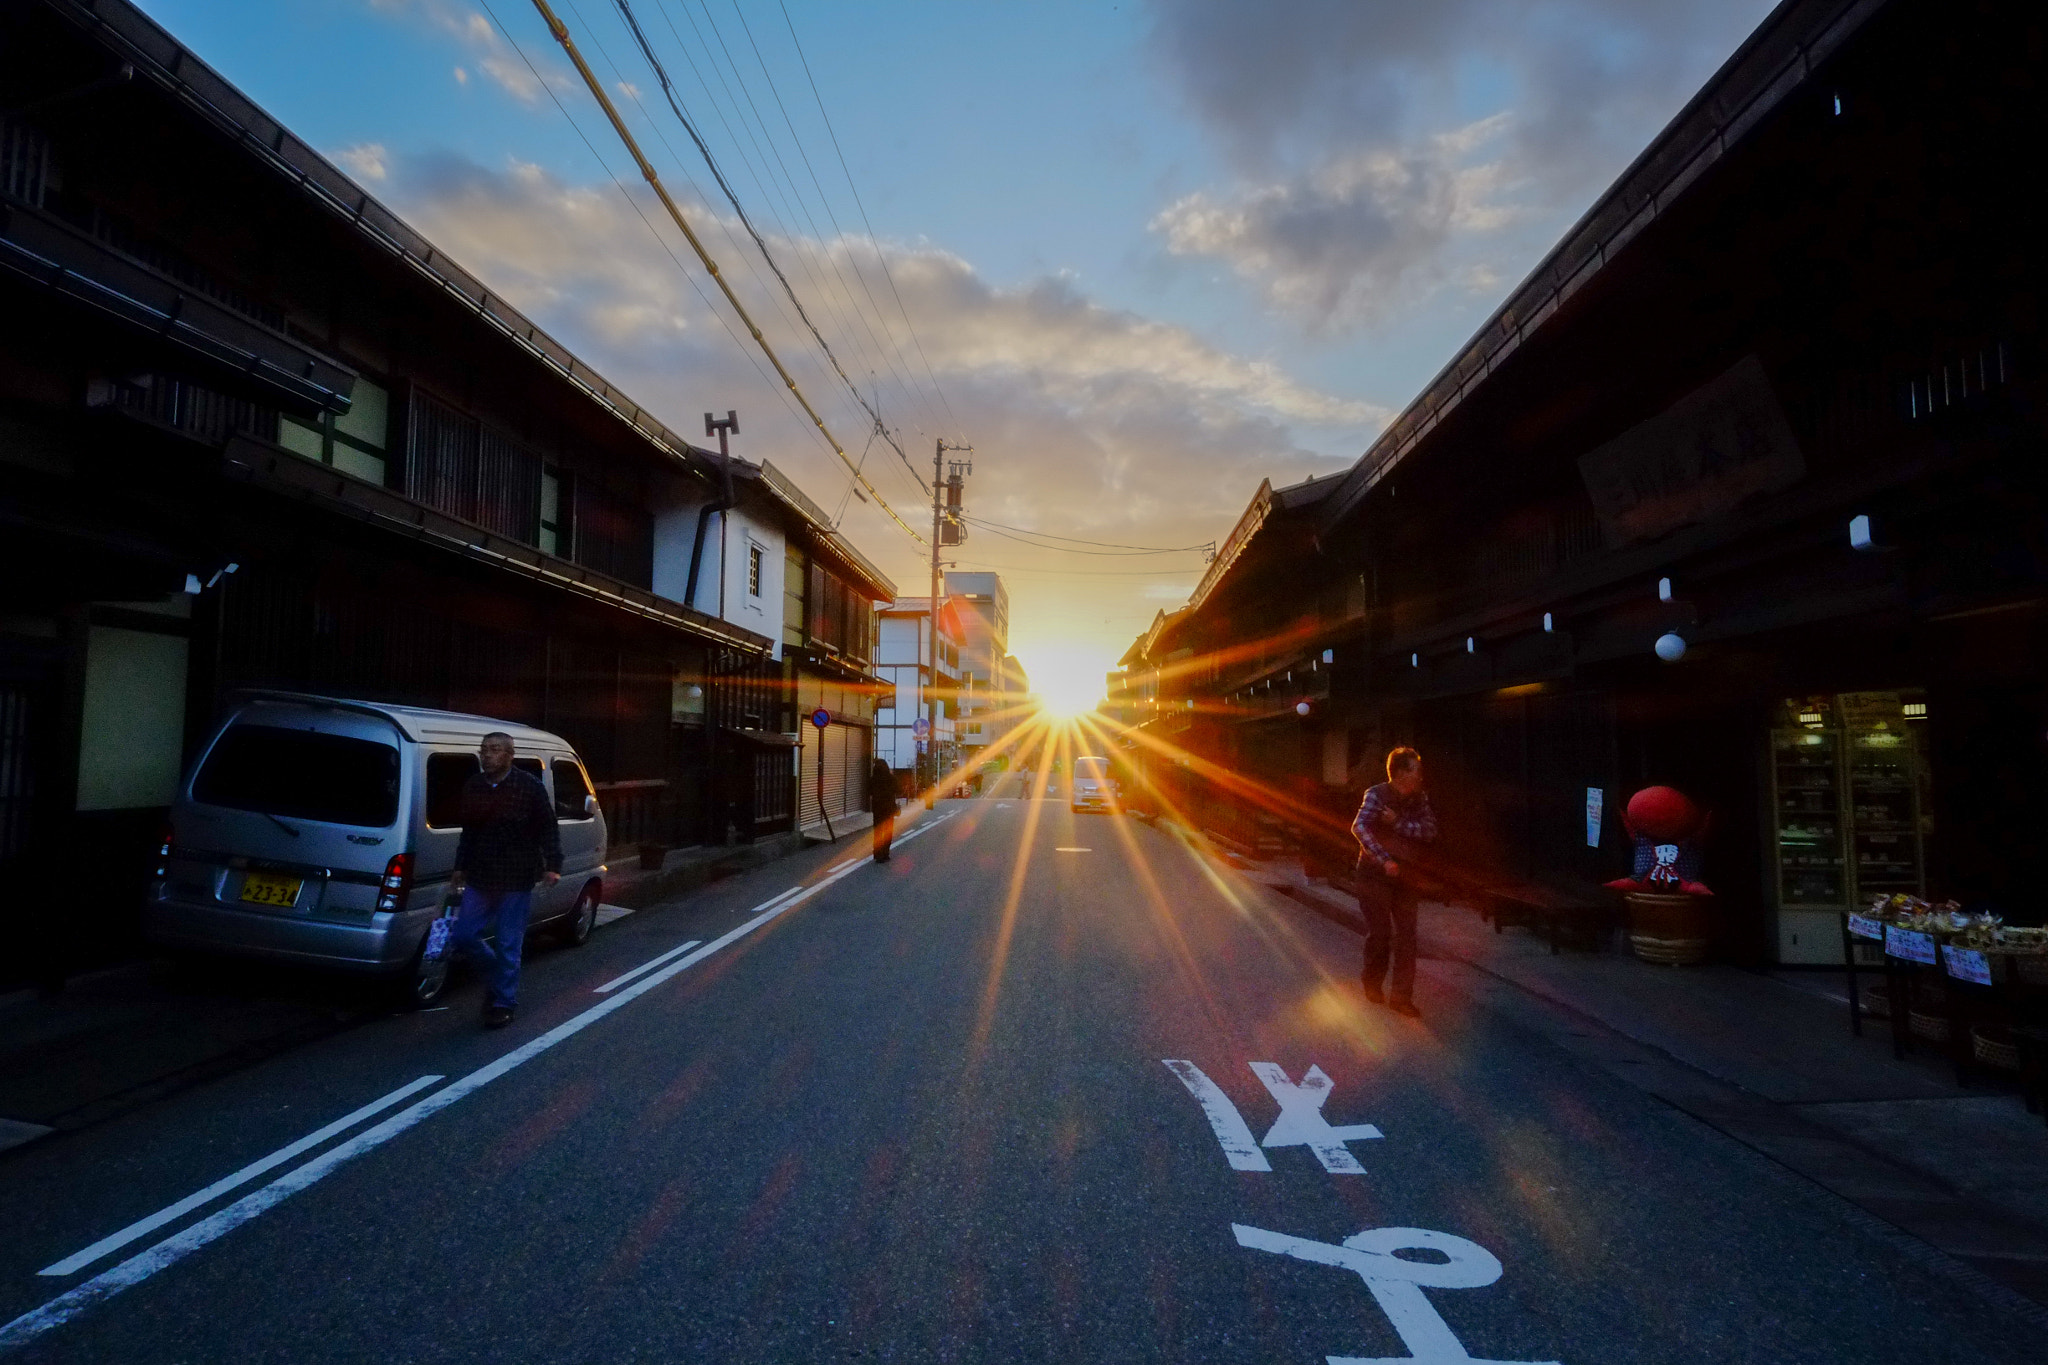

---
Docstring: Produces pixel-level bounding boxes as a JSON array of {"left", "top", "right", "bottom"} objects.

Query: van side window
[
  {"left": 513, "top": 757, "right": 545, "bottom": 780},
  {"left": 425, "top": 753, "right": 479, "bottom": 829},
  {"left": 552, "top": 758, "right": 594, "bottom": 820}
]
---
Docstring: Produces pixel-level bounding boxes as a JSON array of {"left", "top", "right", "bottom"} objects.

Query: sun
[{"left": 1023, "top": 645, "right": 1109, "bottom": 720}]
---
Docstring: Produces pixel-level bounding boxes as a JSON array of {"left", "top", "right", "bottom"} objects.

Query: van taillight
[
  {"left": 154, "top": 822, "right": 174, "bottom": 879},
  {"left": 377, "top": 852, "right": 413, "bottom": 913}
]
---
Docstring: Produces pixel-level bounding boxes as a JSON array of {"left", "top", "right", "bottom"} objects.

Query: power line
[
  {"left": 731, "top": 0, "right": 951, "bottom": 448},
  {"left": 962, "top": 516, "right": 1214, "bottom": 555},
  {"left": 656, "top": 0, "right": 934, "bottom": 446},
  {"left": 612, "top": 0, "right": 943, "bottom": 500},
  {"left": 775, "top": 0, "right": 960, "bottom": 435},
  {"left": 477, "top": 0, "right": 813, "bottom": 447},
  {"left": 526, "top": 0, "right": 928, "bottom": 546}
]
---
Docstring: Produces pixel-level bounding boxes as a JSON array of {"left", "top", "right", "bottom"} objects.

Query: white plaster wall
[
  {"left": 722, "top": 503, "right": 784, "bottom": 654},
  {"left": 650, "top": 492, "right": 786, "bottom": 660}
]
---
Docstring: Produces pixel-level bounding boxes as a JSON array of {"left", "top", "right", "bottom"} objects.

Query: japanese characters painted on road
[
  {"left": 1250, "top": 1063, "right": 1384, "bottom": 1174},
  {"left": 1232, "top": 1222, "right": 1561, "bottom": 1365},
  {"left": 1162, "top": 1060, "right": 1382, "bottom": 1175}
]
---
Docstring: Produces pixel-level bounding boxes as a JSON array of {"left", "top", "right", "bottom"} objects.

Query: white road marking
[
  {"left": 592, "top": 940, "right": 704, "bottom": 994},
  {"left": 0, "top": 859, "right": 865, "bottom": 1352},
  {"left": 1249, "top": 1062, "right": 1383, "bottom": 1174},
  {"left": 1233, "top": 1223, "right": 1557, "bottom": 1364},
  {"left": 1055, "top": 847, "right": 1091, "bottom": 853},
  {"left": 1162, "top": 1060, "right": 1271, "bottom": 1172},
  {"left": 38, "top": 1074, "right": 445, "bottom": 1278}
]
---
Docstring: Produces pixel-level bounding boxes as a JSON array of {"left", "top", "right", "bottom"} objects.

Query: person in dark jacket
[
  {"left": 1352, "top": 746, "right": 1438, "bottom": 1018},
  {"left": 451, "top": 731, "right": 562, "bottom": 1028},
  {"left": 869, "top": 757, "right": 901, "bottom": 862}
]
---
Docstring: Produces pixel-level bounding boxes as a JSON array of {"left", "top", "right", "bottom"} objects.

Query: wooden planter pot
[{"left": 1624, "top": 891, "right": 1713, "bottom": 965}]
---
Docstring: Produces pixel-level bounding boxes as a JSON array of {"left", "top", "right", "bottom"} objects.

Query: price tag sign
[
  {"left": 1942, "top": 946, "right": 1993, "bottom": 986},
  {"left": 1884, "top": 925, "right": 1937, "bottom": 965},
  {"left": 1846, "top": 913, "right": 1883, "bottom": 941}
]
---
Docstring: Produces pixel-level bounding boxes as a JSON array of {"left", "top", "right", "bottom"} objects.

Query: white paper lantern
[{"left": 1654, "top": 632, "right": 1687, "bottom": 662}]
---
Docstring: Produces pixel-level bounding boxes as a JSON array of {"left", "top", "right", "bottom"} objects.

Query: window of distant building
[
  {"left": 279, "top": 376, "right": 389, "bottom": 484},
  {"left": 747, "top": 543, "right": 764, "bottom": 597}
]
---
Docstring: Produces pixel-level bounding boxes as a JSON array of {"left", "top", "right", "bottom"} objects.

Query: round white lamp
[{"left": 1654, "top": 632, "right": 1687, "bottom": 662}]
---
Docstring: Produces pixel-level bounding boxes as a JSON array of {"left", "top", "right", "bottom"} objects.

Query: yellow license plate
[{"left": 239, "top": 872, "right": 303, "bottom": 907}]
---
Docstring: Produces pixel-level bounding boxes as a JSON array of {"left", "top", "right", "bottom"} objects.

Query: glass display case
[{"left": 1770, "top": 692, "right": 1929, "bottom": 963}]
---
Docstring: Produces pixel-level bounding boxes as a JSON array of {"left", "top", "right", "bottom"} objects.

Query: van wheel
[
  {"left": 396, "top": 939, "right": 450, "bottom": 1010},
  {"left": 560, "top": 885, "right": 599, "bottom": 947}
]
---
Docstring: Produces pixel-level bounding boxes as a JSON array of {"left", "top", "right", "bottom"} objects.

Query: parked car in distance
[
  {"left": 146, "top": 691, "right": 608, "bottom": 1007},
  {"left": 1070, "top": 756, "right": 1119, "bottom": 814}
]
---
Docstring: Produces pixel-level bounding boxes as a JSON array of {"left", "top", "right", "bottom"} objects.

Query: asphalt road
[{"left": 1, "top": 798, "right": 2038, "bottom": 1363}]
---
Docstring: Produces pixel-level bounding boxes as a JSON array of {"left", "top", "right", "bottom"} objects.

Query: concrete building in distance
[
  {"left": 942, "top": 572, "right": 1029, "bottom": 772},
  {"left": 875, "top": 596, "right": 964, "bottom": 790}
]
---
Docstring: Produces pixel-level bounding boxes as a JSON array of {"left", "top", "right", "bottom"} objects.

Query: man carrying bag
[{"left": 451, "top": 731, "right": 562, "bottom": 1028}]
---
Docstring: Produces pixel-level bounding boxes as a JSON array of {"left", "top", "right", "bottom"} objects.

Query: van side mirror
[{"left": 584, "top": 794, "right": 599, "bottom": 818}]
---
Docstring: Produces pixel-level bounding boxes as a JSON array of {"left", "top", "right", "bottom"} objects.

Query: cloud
[
  {"left": 1153, "top": 115, "right": 1517, "bottom": 330},
  {"left": 335, "top": 143, "right": 389, "bottom": 182},
  {"left": 1144, "top": 0, "right": 1777, "bottom": 330},
  {"left": 352, "top": 152, "right": 1374, "bottom": 653},
  {"left": 366, "top": 0, "right": 549, "bottom": 103}
]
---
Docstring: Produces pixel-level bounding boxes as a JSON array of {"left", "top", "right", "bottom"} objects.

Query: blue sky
[{"left": 133, "top": 0, "right": 1776, "bottom": 702}]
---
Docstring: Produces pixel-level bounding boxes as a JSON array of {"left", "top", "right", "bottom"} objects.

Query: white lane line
[
  {"left": 592, "top": 940, "right": 704, "bottom": 994},
  {"left": 1055, "top": 847, "right": 1091, "bottom": 853},
  {"left": 1162, "top": 1060, "right": 1272, "bottom": 1172},
  {"left": 0, "top": 870, "right": 846, "bottom": 1351},
  {"left": 38, "top": 1074, "right": 445, "bottom": 1278}
]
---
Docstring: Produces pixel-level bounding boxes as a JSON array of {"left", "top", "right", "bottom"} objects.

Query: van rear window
[{"left": 193, "top": 725, "right": 400, "bottom": 828}]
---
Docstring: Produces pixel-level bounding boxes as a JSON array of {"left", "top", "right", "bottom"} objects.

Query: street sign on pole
[
  {"left": 912, "top": 717, "right": 931, "bottom": 740},
  {"left": 810, "top": 708, "right": 831, "bottom": 729}
]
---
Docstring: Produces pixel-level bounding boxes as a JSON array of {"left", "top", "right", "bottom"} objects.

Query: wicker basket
[
  {"left": 1858, "top": 982, "right": 1890, "bottom": 1020},
  {"left": 1908, "top": 1009, "right": 1952, "bottom": 1044},
  {"left": 1972, "top": 1025, "right": 2020, "bottom": 1072}
]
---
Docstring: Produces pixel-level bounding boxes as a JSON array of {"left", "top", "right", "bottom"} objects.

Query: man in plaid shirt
[
  {"left": 451, "top": 732, "right": 562, "bottom": 1028},
  {"left": 1353, "top": 746, "right": 1437, "bottom": 1017}
]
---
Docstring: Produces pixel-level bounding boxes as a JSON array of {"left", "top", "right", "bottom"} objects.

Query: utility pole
[{"left": 927, "top": 437, "right": 971, "bottom": 807}]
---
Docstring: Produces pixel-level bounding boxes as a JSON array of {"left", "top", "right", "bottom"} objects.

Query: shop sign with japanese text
[{"left": 1884, "top": 925, "right": 1937, "bottom": 964}]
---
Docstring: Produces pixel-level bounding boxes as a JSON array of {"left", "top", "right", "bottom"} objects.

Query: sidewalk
[
  {"left": 1245, "top": 856, "right": 2048, "bottom": 1316},
  {"left": 0, "top": 813, "right": 883, "bottom": 1156}
]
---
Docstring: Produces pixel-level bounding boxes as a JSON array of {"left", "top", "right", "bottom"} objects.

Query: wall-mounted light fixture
[
  {"left": 1658, "top": 577, "right": 1673, "bottom": 602},
  {"left": 1654, "top": 632, "right": 1687, "bottom": 662},
  {"left": 1849, "top": 514, "right": 1879, "bottom": 552},
  {"left": 1322, "top": 649, "right": 1334, "bottom": 664},
  {"left": 1465, "top": 637, "right": 1476, "bottom": 654},
  {"left": 1294, "top": 701, "right": 1312, "bottom": 717},
  {"left": 1411, "top": 653, "right": 1420, "bottom": 668},
  {"left": 1542, "top": 612, "right": 1554, "bottom": 633}
]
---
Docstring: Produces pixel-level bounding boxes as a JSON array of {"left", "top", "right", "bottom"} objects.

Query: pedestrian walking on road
[
  {"left": 870, "top": 757, "right": 901, "bottom": 862},
  {"left": 451, "top": 731, "right": 562, "bottom": 1029},
  {"left": 1353, "top": 746, "right": 1438, "bottom": 1019}
]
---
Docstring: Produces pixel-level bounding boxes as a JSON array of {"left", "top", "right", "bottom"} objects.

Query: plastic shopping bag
[{"left": 423, "top": 895, "right": 457, "bottom": 962}]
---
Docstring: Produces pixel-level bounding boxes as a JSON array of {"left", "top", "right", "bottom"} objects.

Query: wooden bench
[{"left": 1470, "top": 878, "right": 1618, "bottom": 954}]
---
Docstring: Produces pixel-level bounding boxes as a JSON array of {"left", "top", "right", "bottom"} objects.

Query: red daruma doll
[{"left": 1604, "top": 786, "right": 1714, "bottom": 897}]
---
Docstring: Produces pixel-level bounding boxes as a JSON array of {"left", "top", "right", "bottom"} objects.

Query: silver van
[{"left": 145, "top": 691, "right": 609, "bottom": 1006}]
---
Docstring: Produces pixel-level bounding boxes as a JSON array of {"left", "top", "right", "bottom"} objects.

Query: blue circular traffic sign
[
  {"left": 810, "top": 708, "right": 831, "bottom": 729},
  {"left": 912, "top": 717, "right": 931, "bottom": 739}
]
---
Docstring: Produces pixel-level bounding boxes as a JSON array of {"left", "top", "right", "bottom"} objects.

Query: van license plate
[{"left": 239, "top": 872, "right": 303, "bottom": 907}]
